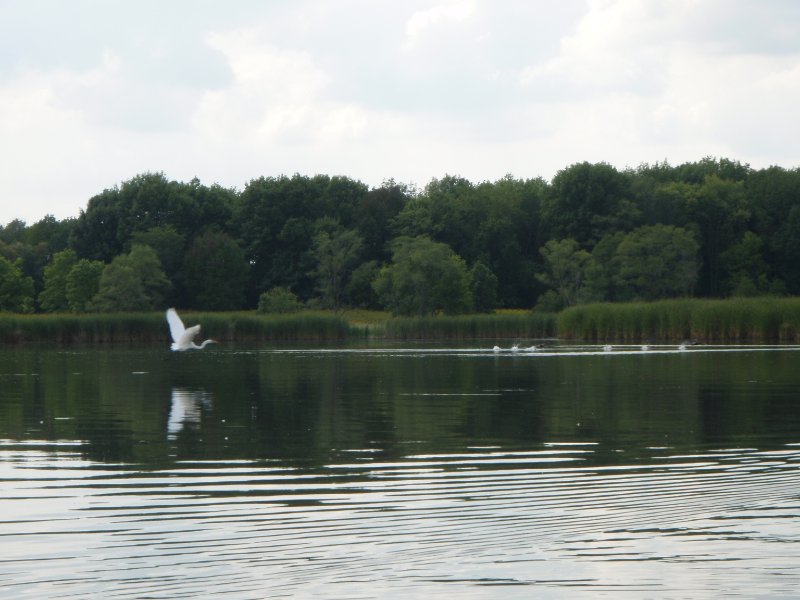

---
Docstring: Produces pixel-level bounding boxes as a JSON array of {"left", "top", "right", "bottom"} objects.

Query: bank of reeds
[
  {"left": 557, "top": 297, "right": 800, "bottom": 343},
  {"left": 0, "top": 311, "right": 354, "bottom": 344},
  {"left": 376, "top": 312, "right": 556, "bottom": 340},
  {"left": 4, "top": 298, "right": 800, "bottom": 344}
]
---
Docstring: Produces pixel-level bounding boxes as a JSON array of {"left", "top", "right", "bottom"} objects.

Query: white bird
[{"left": 166, "top": 308, "right": 216, "bottom": 351}]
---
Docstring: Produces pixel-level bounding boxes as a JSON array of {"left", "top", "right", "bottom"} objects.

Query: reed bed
[
  {"left": 0, "top": 311, "right": 354, "bottom": 344},
  {"left": 377, "top": 312, "right": 556, "bottom": 340},
  {"left": 5, "top": 299, "right": 800, "bottom": 344},
  {"left": 557, "top": 297, "right": 800, "bottom": 343}
]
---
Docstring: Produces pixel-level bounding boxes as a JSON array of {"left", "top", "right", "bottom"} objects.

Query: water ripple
[{"left": 1, "top": 443, "right": 799, "bottom": 598}]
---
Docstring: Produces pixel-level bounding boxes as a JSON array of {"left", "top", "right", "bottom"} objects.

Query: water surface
[{"left": 1, "top": 343, "right": 800, "bottom": 598}]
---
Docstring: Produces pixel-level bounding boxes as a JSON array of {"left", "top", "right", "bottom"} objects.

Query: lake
[{"left": 1, "top": 342, "right": 800, "bottom": 598}]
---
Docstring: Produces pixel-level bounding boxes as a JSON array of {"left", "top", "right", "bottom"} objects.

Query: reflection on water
[
  {"left": 168, "top": 388, "right": 212, "bottom": 440},
  {"left": 1, "top": 343, "right": 800, "bottom": 598}
]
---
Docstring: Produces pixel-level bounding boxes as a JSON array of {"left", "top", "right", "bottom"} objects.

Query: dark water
[{"left": 1, "top": 343, "right": 800, "bottom": 598}]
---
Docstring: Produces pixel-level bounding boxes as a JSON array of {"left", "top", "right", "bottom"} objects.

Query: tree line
[{"left": 1, "top": 157, "right": 798, "bottom": 316}]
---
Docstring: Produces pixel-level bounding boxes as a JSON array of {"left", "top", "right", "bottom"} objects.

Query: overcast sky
[{"left": 2, "top": 0, "right": 800, "bottom": 224}]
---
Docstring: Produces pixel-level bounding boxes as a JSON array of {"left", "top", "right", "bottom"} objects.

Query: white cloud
[
  {"left": 405, "top": 0, "right": 476, "bottom": 44},
  {"left": 2, "top": 1, "right": 800, "bottom": 224},
  {"left": 196, "top": 28, "right": 368, "bottom": 147}
]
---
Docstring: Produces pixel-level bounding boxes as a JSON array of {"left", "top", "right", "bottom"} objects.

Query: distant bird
[{"left": 166, "top": 308, "right": 216, "bottom": 351}]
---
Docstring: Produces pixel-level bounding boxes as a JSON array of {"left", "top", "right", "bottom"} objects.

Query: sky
[{"left": 2, "top": 0, "right": 800, "bottom": 225}]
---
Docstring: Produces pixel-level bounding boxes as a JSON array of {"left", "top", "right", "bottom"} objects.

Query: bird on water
[{"left": 166, "top": 308, "right": 216, "bottom": 351}]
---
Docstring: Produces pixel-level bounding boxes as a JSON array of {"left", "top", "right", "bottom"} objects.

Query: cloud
[
  {"left": 3, "top": 1, "right": 800, "bottom": 224},
  {"left": 404, "top": 1, "right": 476, "bottom": 45},
  {"left": 195, "top": 27, "right": 369, "bottom": 148}
]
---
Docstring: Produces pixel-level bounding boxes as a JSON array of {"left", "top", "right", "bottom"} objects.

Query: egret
[{"left": 166, "top": 308, "right": 216, "bottom": 351}]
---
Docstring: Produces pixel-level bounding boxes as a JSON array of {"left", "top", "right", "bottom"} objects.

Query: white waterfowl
[{"left": 166, "top": 308, "right": 216, "bottom": 351}]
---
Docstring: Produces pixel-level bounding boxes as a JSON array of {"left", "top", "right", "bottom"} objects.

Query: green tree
[
  {"left": 237, "top": 174, "right": 368, "bottom": 302},
  {"left": 66, "top": 259, "right": 104, "bottom": 312},
  {"left": 720, "top": 231, "right": 781, "bottom": 296},
  {"left": 0, "top": 255, "right": 35, "bottom": 312},
  {"left": 183, "top": 230, "right": 249, "bottom": 310},
  {"left": 582, "top": 232, "right": 625, "bottom": 302},
  {"left": 257, "top": 287, "right": 302, "bottom": 314},
  {"left": 542, "top": 162, "right": 639, "bottom": 246},
  {"left": 469, "top": 261, "right": 498, "bottom": 313},
  {"left": 686, "top": 175, "right": 749, "bottom": 296},
  {"left": 353, "top": 181, "right": 409, "bottom": 262},
  {"left": 71, "top": 173, "right": 237, "bottom": 264},
  {"left": 39, "top": 249, "right": 78, "bottom": 312},
  {"left": 536, "top": 239, "right": 593, "bottom": 309},
  {"left": 346, "top": 260, "right": 381, "bottom": 309},
  {"left": 311, "top": 219, "right": 364, "bottom": 311},
  {"left": 613, "top": 225, "right": 700, "bottom": 300},
  {"left": 91, "top": 245, "right": 170, "bottom": 312},
  {"left": 373, "top": 236, "right": 471, "bottom": 316}
]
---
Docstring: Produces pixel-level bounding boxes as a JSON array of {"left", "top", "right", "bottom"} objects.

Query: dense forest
[{"left": 1, "top": 157, "right": 799, "bottom": 316}]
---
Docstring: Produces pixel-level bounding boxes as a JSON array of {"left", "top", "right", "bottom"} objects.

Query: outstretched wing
[
  {"left": 167, "top": 308, "right": 202, "bottom": 350},
  {"left": 166, "top": 308, "right": 185, "bottom": 343}
]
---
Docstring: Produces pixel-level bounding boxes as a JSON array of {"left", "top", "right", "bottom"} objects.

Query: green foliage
[
  {"left": 90, "top": 245, "right": 170, "bottom": 312},
  {"left": 374, "top": 236, "right": 471, "bottom": 316},
  {"left": 311, "top": 218, "right": 363, "bottom": 311},
  {"left": 257, "top": 287, "right": 302, "bottom": 314},
  {"left": 71, "top": 172, "right": 236, "bottom": 263},
  {"left": 237, "top": 174, "right": 369, "bottom": 301},
  {"left": 613, "top": 225, "right": 699, "bottom": 300},
  {"left": 183, "top": 230, "right": 248, "bottom": 310},
  {"left": 39, "top": 249, "right": 77, "bottom": 312},
  {"left": 66, "top": 259, "right": 104, "bottom": 313},
  {"left": 543, "top": 162, "right": 638, "bottom": 246},
  {"left": 6, "top": 158, "right": 800, "bottom": 315},
  {"left": 346, "top": 260, "right": 381, "bottom": 309},
  {"left": 130, "top": 225, "right": 186, "bottom": 297},
  {"left": 536, "top": 239, "right": 593, "bottom": 309},
  {"left": 0, "top": 255, "right": 35, "bottom": 313},
  {"left": 469, "top": 261, "right": 498, "bottom": 313}
]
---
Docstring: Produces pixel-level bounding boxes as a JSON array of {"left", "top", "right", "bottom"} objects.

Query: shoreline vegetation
[{"left": 2, "top": 297, "right": 800, "bottom": 344}]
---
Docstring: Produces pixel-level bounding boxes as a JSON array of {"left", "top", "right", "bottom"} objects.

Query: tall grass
[
  {"left": 5, "top": 299, "right": 800, "bottom": 344},
  {"left": 378, "top": 312, "right": 556, "bottom": 340},
  {"left": 0, "top": 311, "right": 354, "bottom": 344},
  {"left": 557, "top": 297, "right": 800, "bottom": 342}
]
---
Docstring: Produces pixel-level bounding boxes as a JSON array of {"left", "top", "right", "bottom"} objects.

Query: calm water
[{"left": 1, "top": 342, "right": 800, "bottom": 598}]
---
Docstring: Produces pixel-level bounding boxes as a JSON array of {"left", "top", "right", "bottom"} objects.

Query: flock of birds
[
  {"left": 492, "top": 341, "right": 698, "bottom": 353},
  {"left": 166, "top": 307, "right": 699, "bottom": 354}
]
